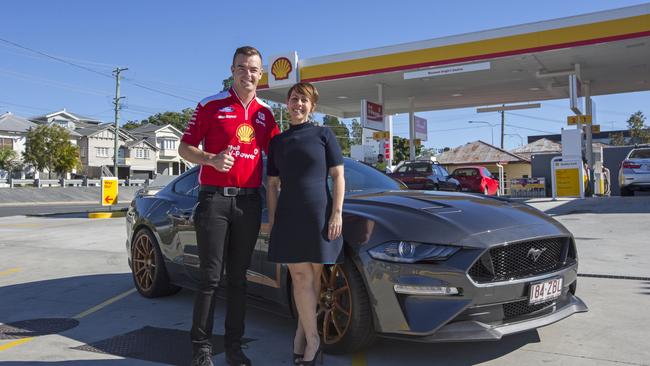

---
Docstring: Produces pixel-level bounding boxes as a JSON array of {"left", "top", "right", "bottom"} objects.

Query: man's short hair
[{"left": 232, "top": 46, "right": 262, "bottom": 66}]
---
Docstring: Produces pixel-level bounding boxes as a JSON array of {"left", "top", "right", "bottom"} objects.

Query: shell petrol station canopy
[{"left": 257, "top": 3, "right": 650, "bottom": 118}]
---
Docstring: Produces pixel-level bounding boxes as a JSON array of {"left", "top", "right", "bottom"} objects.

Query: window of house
[
  {"left": 134, "top": 148, "right": 150, "bottom": 159},
  {"left": 96, "top": 147, "right": 110, "bottom": 157},
  {"left": 163, "top": 139, "right": 176, "bottom": 150},
  {"left": 0, "top": 138, "right": 13, "bottom": 149}
]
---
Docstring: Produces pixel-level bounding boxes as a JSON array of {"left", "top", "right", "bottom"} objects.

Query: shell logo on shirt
[{"left": 236, "top": 124, "right": 256, "bottom": 144}]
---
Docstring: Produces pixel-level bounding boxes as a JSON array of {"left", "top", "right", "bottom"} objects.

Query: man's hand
[{"left": 204, "top": 146, "right": 234, "bottom": 172}]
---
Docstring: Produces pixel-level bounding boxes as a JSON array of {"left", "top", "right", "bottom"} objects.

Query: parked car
[
  {"left": 619, "top": 147, "right": 650, "bottom": 196},
  {"left": 125, "top": 158, "right": 587, "bottom": 354},
  {"left": 451, "top": 166, "right": 499, "bottom": 195},
  {"left": 388, "top": 160, "right": 461, "bottom": 191}
]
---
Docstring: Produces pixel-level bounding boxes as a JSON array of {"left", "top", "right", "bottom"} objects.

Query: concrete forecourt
[{"left": 0, "top": 197, "right": 649, "bottom": 365}]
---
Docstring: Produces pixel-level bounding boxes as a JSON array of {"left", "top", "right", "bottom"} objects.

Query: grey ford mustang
[{"left": 125, "top": 158, "right": 587, "bottom": 354}]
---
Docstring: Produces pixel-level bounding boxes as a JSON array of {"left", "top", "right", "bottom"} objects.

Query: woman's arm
[
  {"left": 328, "top": 165, "right": 345, "bottom": 240},
  {"left": 266, "top": 176, "right": 281, "bottom": 228}
]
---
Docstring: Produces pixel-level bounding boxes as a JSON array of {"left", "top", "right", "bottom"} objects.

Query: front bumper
[
  {"left": 360, "top": 240, "right": 587, "bottom": 341},
  {"left": 385, "top": 293, "right": 587, "bottom": 342}
]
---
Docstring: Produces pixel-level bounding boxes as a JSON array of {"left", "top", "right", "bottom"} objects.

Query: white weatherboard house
[
  {"left": 0, "top": 112, "right": 38, "bottom": 178},
  {"left": 130, "top": 123, "right": 191, "bottom": 176}
]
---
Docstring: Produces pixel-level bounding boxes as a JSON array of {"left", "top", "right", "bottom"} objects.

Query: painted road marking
[
  {"left": 73, "top": 288, "right": 137, "bottom": 319},
  {"left": 0, "top": 288, "right": 136, "bottom": 353},
  {"left": 0, "top": 337, "right": 34, "bottom": 352},
  {"left": 0, "top": 267, "right": 21, "bottom": 276},
  {"left": 352, "top": 352, "right": 367, "bottom": 366}
]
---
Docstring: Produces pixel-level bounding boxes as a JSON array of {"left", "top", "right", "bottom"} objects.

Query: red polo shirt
[{"left": 181, "top": 88, "right": 279, "bottom": 188}]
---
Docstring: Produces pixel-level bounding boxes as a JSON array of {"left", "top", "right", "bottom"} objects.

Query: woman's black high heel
[
  {"left": 298, "top": 343, "right": 323, "bottom": 365},
  {"left": 292, "top": 352, "right": 303, "bottom": 365}
]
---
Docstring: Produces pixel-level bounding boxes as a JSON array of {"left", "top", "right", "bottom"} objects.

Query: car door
[
  {"left": 482, "top": 168, "right": 499, "bottom": 194},
  {"left": 247, "top": 184, "right": 286, "bottom": 303},
  {"left": 163, "top": 171, "right": 201, "bottom": 282},
  {"left": 393, "top": 164, "right": 416, "bottom": 188},
  {"left": 436, "top": 165, "right": 455, "bottom": 191}
]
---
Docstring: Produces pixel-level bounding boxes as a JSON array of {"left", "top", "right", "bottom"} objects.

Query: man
[
  {"left": 179, "top": 46, "right": 279, "bottom": 366},
  {"left": 375, "top": 153, "right": 387, "bottom": 173}
]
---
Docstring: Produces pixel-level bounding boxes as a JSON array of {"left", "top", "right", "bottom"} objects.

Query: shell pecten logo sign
[
  {"left": 266, "top": 51, "right": 298, "bottom": 88},
  {"left": 271, "top": 57, "right": 292, "bottom": 81},
  {"left": 236, "top": 124, "right": 256, "bottom": 144}
]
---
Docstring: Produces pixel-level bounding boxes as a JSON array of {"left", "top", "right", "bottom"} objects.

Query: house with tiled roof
[{"left": 437, "top": 140, "right": 532, "bottom": 180}]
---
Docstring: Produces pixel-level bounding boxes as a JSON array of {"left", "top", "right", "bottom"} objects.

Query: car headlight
[{"left": 368, "top": 241, "right": 460, "bottom": 263}]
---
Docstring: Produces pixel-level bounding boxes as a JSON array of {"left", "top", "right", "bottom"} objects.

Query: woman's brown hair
[{"left": 287, "top": 82, "right": 319, "bottom": 111}]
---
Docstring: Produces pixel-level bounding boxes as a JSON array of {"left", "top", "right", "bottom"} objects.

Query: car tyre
[
  {"left": 620, "top": 186, "right": 634, "bottom": 196},
  {"left": 131, "top": 228, "right": 181, "bottom": 298},
  {"left": 319, "top": 257, "right": 376, "bottom": 354}
]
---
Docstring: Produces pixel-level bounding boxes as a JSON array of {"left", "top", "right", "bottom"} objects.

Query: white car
[{"left": 619, "top": 147, "right": 650, "bottom": 196}]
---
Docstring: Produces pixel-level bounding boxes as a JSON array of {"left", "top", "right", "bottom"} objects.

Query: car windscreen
[
  {"left": 629, "top": 149, "right": 650, "bottom": 159},
  {"left": 452, "top": 168, "right": 478, "bottom": 177},
  {"left": 343, "top": 159, "right": 405, "bottom": 192}
]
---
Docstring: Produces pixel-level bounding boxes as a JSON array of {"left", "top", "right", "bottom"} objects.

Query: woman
[{"left": 266, "top": 82, "right": 345, "bottom": 365}]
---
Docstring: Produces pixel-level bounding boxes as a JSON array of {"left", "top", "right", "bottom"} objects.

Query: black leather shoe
[
  {"left": 191, "top": 347, "right": 214, "bottom": 366},
  {"left": 225, "top": 343, "right": 252, "bottom": 366}
]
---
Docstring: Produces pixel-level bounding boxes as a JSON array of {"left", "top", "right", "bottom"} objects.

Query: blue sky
[{"left": 2, "top": 0, "right": 649, "bottom": 151}]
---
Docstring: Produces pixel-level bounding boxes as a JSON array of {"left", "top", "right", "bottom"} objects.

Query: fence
[{"left": 0, "top": 178, "right": 149, "bottom": 188}]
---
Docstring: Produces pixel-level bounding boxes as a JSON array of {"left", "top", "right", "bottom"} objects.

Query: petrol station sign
[{"left": 101, "top": 177, "right": 118, "bottom": 206}]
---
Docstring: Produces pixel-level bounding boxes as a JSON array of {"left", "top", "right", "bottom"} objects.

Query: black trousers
[{"left": 190, "top": 190, "right": 262, "bottom": 352}]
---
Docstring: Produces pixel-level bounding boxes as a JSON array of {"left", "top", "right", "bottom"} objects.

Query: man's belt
[{"left": 200, "top": 185, "right": 259, "bottom": 197}]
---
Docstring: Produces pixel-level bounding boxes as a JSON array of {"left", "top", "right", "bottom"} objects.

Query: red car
[{"left": 451, "top": 166, "right": 499, "bottom": 195}]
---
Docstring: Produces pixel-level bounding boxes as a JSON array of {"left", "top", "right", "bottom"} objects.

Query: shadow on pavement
[
  {"left": 1, "top": 273, "right": 543, "bottom": 365},
  {"left": 367, "top": 331, "right": 540, "bottom": 366}
]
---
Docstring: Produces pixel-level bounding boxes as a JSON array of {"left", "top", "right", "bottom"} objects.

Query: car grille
[
  {"left": 503, "top": 299, "right": 555, "bottom": 320},
  {"left": 468, "top": 237, "right": 573, "bottom": 283}
]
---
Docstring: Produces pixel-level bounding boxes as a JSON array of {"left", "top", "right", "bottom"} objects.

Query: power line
[
  {"left": 0, "top": 37, "right": 113, "bottom": 79},
  {"left": 0, "top": 67, "right": 110, "bottom": 97},
  {"left": 506, "top": 111, "right": 565, "bottom": 124},
  {"left": 505, "top": 123, "right": 555, "bottom": 134},
  {"left": 0, "top": 37, "right": 200, "bottom": 103}
]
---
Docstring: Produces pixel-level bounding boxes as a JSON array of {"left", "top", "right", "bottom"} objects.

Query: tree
[
  {"left": 23, "top": 125, "right": 80, "bottom": 179},
  {"left": 626, "top": 111, "right": 650, "bottom": 144},
  {"left": 392, "top": 136, "right": 422, "bottom": 164},
  {"left": 222, "top": 76, "right": 234, "bottom": 92},
  {"left": 271, "top": 103, "right": 291, "bottom": 132},
  {"left": 322, "top": 115, "right": 351, "bottom": 156},
  {"left": 349, "top": 119, "right": 362, "bottom": 145},
  {"left": 140, "top": 108, "right": 195, "bottom": 132},
  {"left": 610, "top": 132, "right": 626, "bottom": 146},
  {"left": 0, "top": 147, "right": 17, "bottom": 172},
  {"left": 122, "top": 120, "right": 142, "bottom": 130}
]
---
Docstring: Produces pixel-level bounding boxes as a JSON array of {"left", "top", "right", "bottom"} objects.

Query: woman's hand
[{"left": 328, "top": 213, "right": 342, "bottom": 241}]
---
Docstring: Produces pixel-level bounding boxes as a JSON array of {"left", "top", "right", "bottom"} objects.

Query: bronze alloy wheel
[
  {"left": 132, "top": 232, "right": 156, "bottom": 292},
  {"left": 318, "top": 264, "right": 353, "bottom": 345}
]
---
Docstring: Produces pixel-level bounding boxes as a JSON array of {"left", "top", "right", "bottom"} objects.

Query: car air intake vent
[
  {"left": 503, "top": 299, "right": 555, "bottom": 320},
  {"left": 468, "top": 237, "right": 570, "bottom": 283}
]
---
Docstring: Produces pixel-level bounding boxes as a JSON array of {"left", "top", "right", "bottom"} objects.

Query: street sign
[
  {"left": 372, "top": 131, "right": 390, "bottom": 140},
  {"left": 101, "top": 177, "right": 118, "bottom": 206},
  {"left": 592, "top": 124, "right": 600, "bottom": 134},
  {"left": 567, "top": 115, "right": 592, "bottom": 125}
]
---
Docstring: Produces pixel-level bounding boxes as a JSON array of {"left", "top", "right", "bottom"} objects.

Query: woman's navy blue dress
[{"left": 266, "top": 122, "right": 344, "bottom": 264}]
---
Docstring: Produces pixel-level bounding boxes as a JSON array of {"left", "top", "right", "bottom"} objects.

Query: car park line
[
  {"left": 72, "top": 288, "right": 137, "bottom": 319},
  {"left": 0, "top": 267, "right": 21, "bottom": 276},
  {"left": 0, "top": 337, "right": 34, "bottom": 352},
  {"left": 0, "top": 288, "right": 136, "bottom": 354}
]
